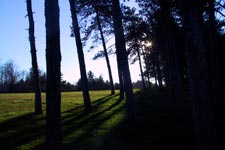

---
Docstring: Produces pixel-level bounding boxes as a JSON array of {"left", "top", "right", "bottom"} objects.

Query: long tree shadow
[
  {"left": 62, "top": 94, "right": 123, "bottom": 135},
  {"left": 61, "top": 93, "right": 120, "bottom": 123},
  {"left": 101, "top": 88, "right": 196, "bottom": 150},
  {"left": 61, "top": 94, "right": 117, "bottom": 115},
  {"left": 0, "top": 92, "right": 124, "bottom": 150},
  {"left": 62, "top": 97, "right": 125, "bottom": 149},
  {"left": 0, "top": 112, "right": 45, "bottom": 149}
]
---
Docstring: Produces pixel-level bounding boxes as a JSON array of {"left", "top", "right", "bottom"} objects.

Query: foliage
[
  {"left": 76, "top": 70, "right": 111, "bottom": 91},
  {"left": 122, "top": 5, "right": 150, "bottom": 63},
  {"left": 0, "top": 61, "right": 76, "bottom": 93},
  {"left": 71, "top": 0, "right": 113, "bottom": 54},
  {"left": 0, "top": 61, "right": 143, "bottom": 93},
  {"left": 0, "top": 60, "right": 21, "bottom": 92}
]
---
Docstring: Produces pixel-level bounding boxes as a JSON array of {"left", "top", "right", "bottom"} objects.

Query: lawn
[{"left": 0, "top": 88, "right": 196, "bottom": 150}]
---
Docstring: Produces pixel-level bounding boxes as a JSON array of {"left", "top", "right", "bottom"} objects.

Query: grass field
[{"left": 0, "top": 88, "right": 196, "bottom": 150}]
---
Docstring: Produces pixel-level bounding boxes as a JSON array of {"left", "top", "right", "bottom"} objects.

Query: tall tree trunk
[
  {"left": 164, "top": 31, "right": 181, "bottom": 103},
  {"left": 112, "top": 0, "right": 134, "bottom": 120},
  {"left": 69, "top": 0, "right": 91, "bottom": 113},
  {"left": 155, "top": 54, "right": 163, "bottom": 88},
  {"left": 208, "top": 1, "right": 224, "bottom": 149},
  {"left": 154, "top": 65, "right": 158, "bottom": 87},
  {"left": 94, "top": 5, "right": 115, "bottom": 95},
  {"left": 45, "top": 0, "right": 62, "bottom": 149},
  {"left": 153, "top": 45, "right": 163, "bottom": 88},
  {"left": 147, "top": 76, "right": 151, "bottom": 87},
  {"left": 26, "top": 0, "right": 42, "bottom": 114},
  {"left": 181, "top": 0, "right": 218, "bottom": 149},
  {"left": 159, "top": 0, "right": 182, "bottom": 104},
  {"left": 117, "top": 63, "right": 125, "bottom": 100},
  {"left": 137, "top": 48, "right": 145, "bottom": 88},
  {"left": 161, "top": 50, "right": 170, "bottom": 87}
]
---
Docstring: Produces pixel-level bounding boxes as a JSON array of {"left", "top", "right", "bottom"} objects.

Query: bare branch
[{"left": 216, "top": 9, "right": 225, "bottom": 17}]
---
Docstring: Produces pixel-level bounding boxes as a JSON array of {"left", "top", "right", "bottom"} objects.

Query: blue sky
[{"left": 0, "top": 0, "right": 141, "bottom": 84}]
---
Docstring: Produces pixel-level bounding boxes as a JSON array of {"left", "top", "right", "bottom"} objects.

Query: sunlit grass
[
  {"left": 0, "top": 90, "right": 132, "bottom": 149},
  {"left": 0, "top": 88, "right": 196, "bottom": 150}
]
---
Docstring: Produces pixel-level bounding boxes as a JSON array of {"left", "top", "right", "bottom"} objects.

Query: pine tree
[
  {"left": 45, "top": 0, "right": 62, "bottom": 148},
  {"left": 26, "top": 0, "right": 42, "bottom": 114}
]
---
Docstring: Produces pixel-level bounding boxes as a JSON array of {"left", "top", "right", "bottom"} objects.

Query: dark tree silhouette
[
  {"left": 123, "top": 6, "right": 147, "bottom": 88},
  {"left": 208, "top": 0, "right": 222, "bottom": 99},
  {"left": 26, "top": 0, "right": 42, "bottom": 114},
  {"left": 180, "top": 0, "right": 218, "bottom": 150},
  {"left": 157, "top": 0, "right": 182, "bottom": 105},
  {"left": 45, "top": 0, "right": 62, "bottom": 149},
  {"left": 69, "top": 0, "right": 92, "bottom": 113},
  {"left": 92, "top": 1, "right": 115, "bottom": 95},
  {"left": 112, "top": 0, "right": 134, "bottom": 120},
  {"left": 117, "top": 62, "right": 125, "bottom": 99},
  {"left": 207, "top": 1, "right": 225, "bottom": 149},
  {"left": 0, "top": 61, "right": 20, "bottom": 92},
  {"left": 76, "top": 0, "right": 124, "bottom": 99}
]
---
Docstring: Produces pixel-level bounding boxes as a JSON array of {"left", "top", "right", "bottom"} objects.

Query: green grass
[
  {"left": 0, "top": 90, "right": 129, "bottom": 149},
  {"left": 0, "top": 88, "right": 196, "bottom": 150}
]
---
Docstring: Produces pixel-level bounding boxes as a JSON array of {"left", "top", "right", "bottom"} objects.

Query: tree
[
  {"left": 45, "top": 0, "right": 62, "bottom": 149},
  {"left": 138, "top": 0, "right": 186, "bottom": 92},
  {"left": 112, "top": 0, "right": 134, "bottom": 120},
  {"left": 208, "top": 0, "right": 222, "bottom": 98},
  {"left": 92, "top": 0, "right": 115, "bottom": 95},
  {"left": 180, "top": 0, "right": 218, "bottom": 149},
  {"left": 61, "top": 80, "right": 76, "bottom": 92},
  {"left": 26, "top": 0, "right": 42, "bottom": 114},
  {"left": 75, "top": 0, "right": 115, "bottom": 95},
  {"left": 136, "top": 0, "right": 170, "bottom": 88},
  {"left": 0, "top": 61, "right": 20, "bottom": 92},
  {"left": 207, "top": 1, "right": 225, "bottom": 149},
  {"left": 123, "top": 6, "right": 147, "bottom": 88},
  {"left": 69, "top": 0, "right": 92, "bottom": 113},
  {"left": 86, "top": 70, "right": 111, "bottom": 90},
  {"left": 157, "top": 0, "right": 182, "bottom": 105},
  {"left": 87, "top": 70, "right": 95, "bottom": 81}
]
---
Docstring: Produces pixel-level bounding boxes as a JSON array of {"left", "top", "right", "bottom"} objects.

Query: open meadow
[{"left": 0, "top": 88, "right": 196, "bottom": 150}]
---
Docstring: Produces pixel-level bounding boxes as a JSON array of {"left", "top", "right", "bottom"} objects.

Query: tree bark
[
  {"left": 26, "top": 0, "right": 42, "bottom": 114},
  {"left": 208, "top": 1, "right": 225, "bottom": 149},
  {"left": 155, "top": 51, "right": 163, "bottom": 88},
  {"left": 112, "top": 0, "right": 134, "bottom": 120},
  {"left": 159, "top": 0, "right": 182, "bottom": 104},
  {"left": 45, "top": 0, "right": 62, "bottom": 149},
  {"left": 137, "top": 47, "right": 145, "bottom": 88},
  {"left": 181, "top": 0, "right": 218, "bottom": 149},
  {"left": 117, "top": 62, "right": 125, "bottom": 100},
  {"left": 69, "top": 0, "right": 91, "bottom": 113}
]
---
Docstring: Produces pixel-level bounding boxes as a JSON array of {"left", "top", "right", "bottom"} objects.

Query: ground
[{"left": 0, "top": 88, "right": 196, "bottom": 150}]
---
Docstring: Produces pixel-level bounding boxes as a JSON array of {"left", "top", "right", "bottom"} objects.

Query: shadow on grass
[
  {"left": 0, "top": 93, "right": 123, "bottom": 149},
  {"left": 60, "top": 93, "right": 124, "bottom": 149},
  {"left": 60, "top": 94, "right": 121, "bottom": 128},
  {"left": 61, "top": 93, "right": 119, "bottom": 119},
  {"left": 0, "top": 112, "right": 45, "bottom": 149},
  {"left": 101, "top": 88, "right": 197, "bottom": 150},
  {"left": 62, "top": 98, "right": 125, "bottom": 149},
  {"left": 1, "top": 89, "right": 197, "bottom": 150}
]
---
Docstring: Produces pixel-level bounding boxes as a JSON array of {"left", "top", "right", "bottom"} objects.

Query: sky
[{"left": 0, "top": 0, "right": 141, "bottom": 84}]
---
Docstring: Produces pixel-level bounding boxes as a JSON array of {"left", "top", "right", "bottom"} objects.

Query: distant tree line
[
  {"left": 0, "top": 61, "right": 143, "bottom": 93},
  {"left": 0, "top": 60, "right": 46, "bottom": 93}
]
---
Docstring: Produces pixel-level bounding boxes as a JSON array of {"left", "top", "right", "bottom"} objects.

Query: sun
[{"left": 145, "top": 41, "right": 152, "bottom": 47}]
